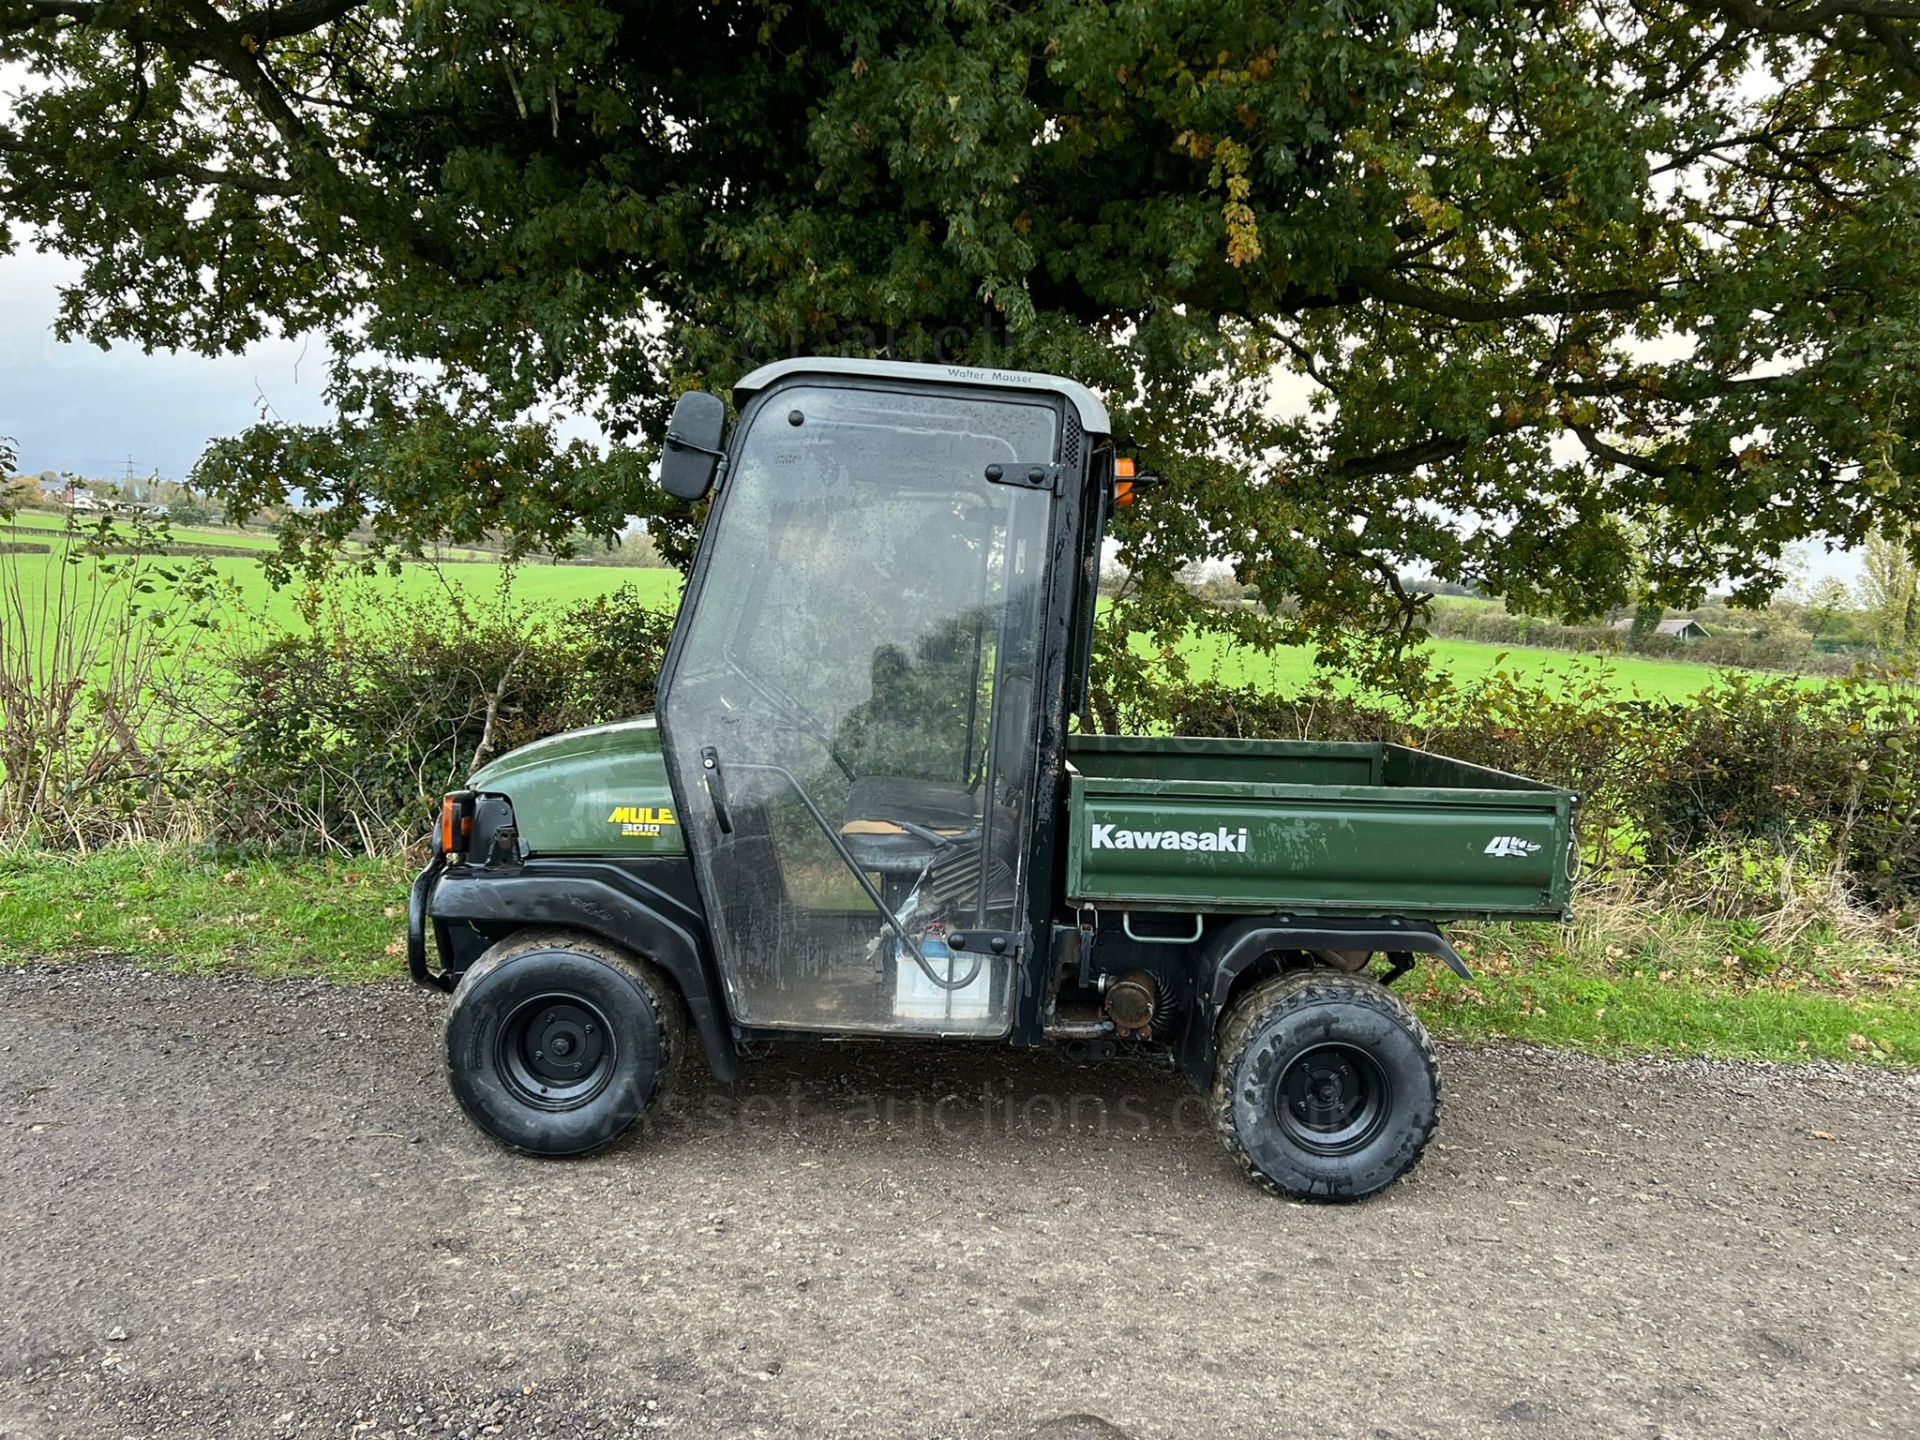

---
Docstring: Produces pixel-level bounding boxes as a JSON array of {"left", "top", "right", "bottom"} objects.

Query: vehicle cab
[{"left": 657, "top": 358, "right": 1109, "bottom": 1040}]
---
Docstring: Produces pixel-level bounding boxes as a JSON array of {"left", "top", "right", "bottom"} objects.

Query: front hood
[{"left": 468, "top": 715, "right": 684, "bottom": 856}]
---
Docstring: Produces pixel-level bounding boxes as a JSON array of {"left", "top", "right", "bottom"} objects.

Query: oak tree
[{"left": 4, "top": 0, "right": 1918, "bottom": 686}]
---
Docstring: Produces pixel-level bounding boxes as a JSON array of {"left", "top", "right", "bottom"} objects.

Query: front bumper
[{"left": 406, "top": 850, "right": 454, "bottom": 991}]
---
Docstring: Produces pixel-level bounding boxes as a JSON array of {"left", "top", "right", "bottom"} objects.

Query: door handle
[{"left": 700, "top": 746, "right": 735, "bottom": 834}]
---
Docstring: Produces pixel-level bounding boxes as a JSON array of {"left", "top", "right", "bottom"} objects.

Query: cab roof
[{"left": 733, "top": 357, "right": 1112, "bottom": 436}]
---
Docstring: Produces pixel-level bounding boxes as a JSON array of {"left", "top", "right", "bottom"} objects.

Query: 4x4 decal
[{"left": 1484, "top": 835, "right": 1542, "bottom": 858}]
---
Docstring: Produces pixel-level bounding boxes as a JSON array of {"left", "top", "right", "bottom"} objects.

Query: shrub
[
  {"left": 203, "top": 584, "right": 674, "bottom": 853},
  {"left": 1640, "top": 676, "right": 1920, "bottom": 908},
  {"left": 164, "top": 494, "right": 215, "bottom": 526},
  {"left": 15, "top": 542, "right": 1920, "bottom": 921},
  {"left": 558, "top": 587, "right": 675, "bottom": 718},
  {"left": 0, "top": 517, "right": 226, "bottom": 847}
]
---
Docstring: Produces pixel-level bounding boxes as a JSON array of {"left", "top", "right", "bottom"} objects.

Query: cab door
[{"left": 658, "top": 382, "right": 1060, "bottom": 1035}]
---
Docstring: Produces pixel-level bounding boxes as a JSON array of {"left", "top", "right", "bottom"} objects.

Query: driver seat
[
  {"left": 840, "top": 774, "right": 1023, "bottom": 922},
  {"left": 839, "top": 775, "right": 978, "bottom": 877}
]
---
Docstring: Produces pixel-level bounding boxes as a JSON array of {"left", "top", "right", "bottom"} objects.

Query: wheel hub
[
  {"left": 1275, "top": 1043, "right": 1391, "bottom": 1155},
  {"left": 499, "top": 994, "right": 616, "bottom": 1109}
]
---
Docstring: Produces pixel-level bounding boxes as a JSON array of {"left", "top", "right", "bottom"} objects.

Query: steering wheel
[{"left": 721, "top": 653, "right": 858, "bottom": 780}]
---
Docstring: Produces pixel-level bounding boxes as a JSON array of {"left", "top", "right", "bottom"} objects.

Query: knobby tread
[{"left": 1211, "top": 968, "right": 1442, "bottom": 1202}]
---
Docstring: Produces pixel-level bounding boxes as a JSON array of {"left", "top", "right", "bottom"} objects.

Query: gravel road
[{"left": 2, "top": 963, "right": 1916, "bottom": 1440}]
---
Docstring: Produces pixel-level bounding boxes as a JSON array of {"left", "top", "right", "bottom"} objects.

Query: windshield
[{"left": 712, "top": 389, "right": 1052, "bottom": 765}]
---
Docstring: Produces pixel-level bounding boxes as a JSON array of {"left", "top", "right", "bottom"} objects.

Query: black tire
[
  {"left": 1212, "top": 969, "right": 1440, "bottom": 1202},
  {"left": 444, "top": 927, "right": 685, "bottom": 1157}
]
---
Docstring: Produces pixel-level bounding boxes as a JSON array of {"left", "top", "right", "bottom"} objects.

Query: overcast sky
[{"left": 0, "top": 244, "right": 332, "bottom": 481}]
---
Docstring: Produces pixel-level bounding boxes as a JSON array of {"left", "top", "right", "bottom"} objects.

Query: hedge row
[
  {"left": 13, "top": 579, "right": 1918, "bottom": 916},
  {"left": 227, "top": 597, "right": 1920, "bottom": 913}
]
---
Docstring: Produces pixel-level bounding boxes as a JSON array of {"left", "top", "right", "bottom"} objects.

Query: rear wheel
[
  {"left": 1212, "top": 970, "right": 1439, "bottom": 1202},
  {"left": 445, "top": 928, "right": 685, "bottom": 1157}
]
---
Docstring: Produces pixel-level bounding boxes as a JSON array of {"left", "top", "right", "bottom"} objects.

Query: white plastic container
[{"left": 892, "top": 938, "right": 996, "bottom": 1026}]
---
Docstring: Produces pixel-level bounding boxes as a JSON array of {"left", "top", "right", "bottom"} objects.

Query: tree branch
[
  {"left": 168, "top": 0, "right": 320, "bottom": 152},
  {"left": 234, "top": 0, "right": 368, "bottom": 41},
  {"left": 0, "top": 130, "right": 302, "bottom": 196},
  {"left": 12, "top": 0, "right": 100, "bottom": 20},
  {"left": 1330, "top": 432, "right": 1474, "bottom": 479},
  {"left": 1572, "top": 423, "right": 1672, "bottom": 477},
  {"left": 1356, "top": 269, "right": 1668, "bottom": 322},
  {"left": 7, "top": 0, "right": 369, "bottom": 36},
  {"left": 1675, "top": 0, "right": 1920, "bottom": 76}
]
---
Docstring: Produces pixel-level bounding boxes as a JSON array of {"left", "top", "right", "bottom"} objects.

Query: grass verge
[
  {"left": 1, "top": 846, "right": 1914, "bottom": 1065},
  {"left": 1418, "top": 913, "right": 1919, "bottom": 1064},
  {"left": 0, "top": 846, "right": 410, "bottom": 982}
]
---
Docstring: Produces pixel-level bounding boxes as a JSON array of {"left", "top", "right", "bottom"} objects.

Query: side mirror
[{"left": 659, "top": 390, "right": 728, "bottom": 501}]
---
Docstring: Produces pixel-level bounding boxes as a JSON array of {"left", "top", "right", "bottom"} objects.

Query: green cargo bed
[{"left": 1065, "top": 736, "right": 1579, "bottom": 921}]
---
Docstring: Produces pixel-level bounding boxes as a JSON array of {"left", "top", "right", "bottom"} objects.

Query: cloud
[{"left": 0, "top": 245, "right": 332, "bottom": 481}]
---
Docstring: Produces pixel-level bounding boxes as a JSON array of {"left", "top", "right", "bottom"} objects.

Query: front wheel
[
  {"left": 1212, "top": 970, "right": 1440, "bottom": 1202},
  {"left": 444, "top": 928, "right": 685, "bottom": 1157}
]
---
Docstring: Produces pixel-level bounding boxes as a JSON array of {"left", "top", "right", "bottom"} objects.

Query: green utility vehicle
[{"left": 409, "top": 357, "right": 1579, "bottom": 1200}]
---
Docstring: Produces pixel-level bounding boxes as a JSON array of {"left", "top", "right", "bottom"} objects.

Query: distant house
[
  {"left": 34, "top": 476, "right": 107, "bottom": 511},
  {"left": 33, "top": 475, "right": 101, "bottom": 507},
  {"left": 1610, "top": 616, "right": 1711, "bottom": 641}
]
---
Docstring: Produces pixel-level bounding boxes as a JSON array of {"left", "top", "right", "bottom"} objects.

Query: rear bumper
[{"left": 406, "top": 851, "right": 455, "bottom": 991}]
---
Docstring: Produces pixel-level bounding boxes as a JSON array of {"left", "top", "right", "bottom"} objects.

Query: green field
[
  {"left": 1178, "top": 628, "right": 1751, "bottom": 702},
  {"left": 3, "top": 522, "right": 680, "bottom": 649},
  {"left": 5, "top": 507, "right": 284, "bottom": 552},
  {"left": 182, "top": 554, "right": 681, "bottom": 631},
  {"left": 4, "top": 507, "right": 508, "bottom": 562},
  {"left": 2, "top": 516, "right": 1800, "bottom": 701}
]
